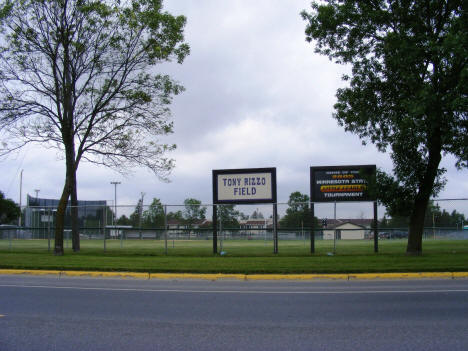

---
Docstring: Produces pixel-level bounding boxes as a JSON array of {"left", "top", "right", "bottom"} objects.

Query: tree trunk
[
  {"left": 54, "top": 180, "right": 69, "bottom": 256},
  {"left": 407, "top": 195, "right": 427, "bottom": 255},
  {"left": 58, "top": 11, "right": 80, "bottom": 253},
  {"left": 54, "top": 130, "right": 76, "bottom": 255},
  {"left": 406, "top": 123, "right": 442, "bottom": 255},
  {"left": 71, "top": 171, "right": 80, "bottom": 252}
]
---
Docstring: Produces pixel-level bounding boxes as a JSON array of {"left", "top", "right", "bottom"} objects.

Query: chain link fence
[{"left": 1, "top": 199, "right": 466, "bottom": 255}]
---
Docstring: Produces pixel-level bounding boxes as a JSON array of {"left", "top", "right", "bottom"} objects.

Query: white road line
[{"left": 1, "top": 284, "right": 468, "bottom": 294}]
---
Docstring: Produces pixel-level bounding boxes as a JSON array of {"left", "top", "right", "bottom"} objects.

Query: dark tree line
[
  {"left": 0, "top": 190, "right": 20, "bottom": 224},
  {"left": 381, "top": 202, "right": 466, "bottom": 229}
]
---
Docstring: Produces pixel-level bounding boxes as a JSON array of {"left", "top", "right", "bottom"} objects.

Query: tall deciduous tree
[
  {"left": 302, "top": 1, "right": 467, "bottom": 255},
  {"left": 217, "top": 204, "right": 240, "bottom": 228},
  {"left": 0, "top": 0, "right": 189, "bottom": 255},
  {"left": 250, "top": 210, "right": 264, "bottom": 219},
  {"left": 129, "top": 198, "right": 144, "bottom": 228},
  {"left": 0, "top": 190, "right": 20, "bottom": 224},
  {"left": 280, "top": 191, "right": 315, "bottom": 228},
  {"left": 183, "top": 198, "right": 206, "bottom": 227},
  {"left": 142, "top": 197, "right": 165, "bottom": 228}
]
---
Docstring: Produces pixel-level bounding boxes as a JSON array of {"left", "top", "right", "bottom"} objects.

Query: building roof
[
  {"left": 27, "top": 194, "right": 106, "bottom": 207},
  {"left": 167, "top": 219, "right": 211, "bottom": 226},
  {"left": 240, "top": 218, "right": 273, "bottom": 225},
  {"left": 321, "top": 218, "right": 373, "bottom": 229}
]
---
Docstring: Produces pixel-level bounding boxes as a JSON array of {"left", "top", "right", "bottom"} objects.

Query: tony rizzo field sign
[
  {"left": 310, "top": 165, "right": 376, "bottom": 202},
  {"left": 213, "top": 168, "right": 277, "bottom": 204}
]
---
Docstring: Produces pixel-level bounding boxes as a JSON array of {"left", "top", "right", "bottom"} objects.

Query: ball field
[
  {"left": 1, "top": 238, "right": 468, "bottom": 274},
  {"left": 1, "top": 237, "right": 468, "bottom": 256}
]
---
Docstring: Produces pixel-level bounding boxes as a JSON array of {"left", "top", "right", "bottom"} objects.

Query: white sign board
[{"left": 213, "top": 168, "right": 276, "bottom": 204}]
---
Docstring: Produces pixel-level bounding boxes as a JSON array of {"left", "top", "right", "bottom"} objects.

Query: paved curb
[{"left": 1, "top": 269, "right": 468, "bottom": 280}]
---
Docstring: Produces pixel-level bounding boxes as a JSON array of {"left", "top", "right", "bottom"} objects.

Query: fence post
[
  {"left": 310, "top": 202, "right": 315, "bottom": 254},
  {"left": 104, "top": 205, "right": 107, "bottom": 253},
  {"left": 273, "top": 203, "right": 278, "bottom": 254},
  {"left": 220, "top": 214, "right": 223, "bottom": 253},
  {"left": 213, "top": 205, "right": 218, "bottom": 254},
  {"left": 120, "top": 221, "right": 123, "bottom": 249},
  {"left": 373, "top": 201, "right": 378, "bottom": 253},
  {"left": 164, "top": 205, "right": 168, "bottom": 255},
  {"left": 48, "top": 208, "right": 51, "bottom": 252}
]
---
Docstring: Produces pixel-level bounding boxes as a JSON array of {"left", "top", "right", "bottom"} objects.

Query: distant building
[
  {"left": 25, "top": 194, "right": 107, "bottom": 229},
  {"left": 239, "top": 218, "right": 273, "bottom": 230},
  {"left": 166, "top": 219, "right": 211, "bottom": 230},
  {"left": 321, "top": 219, "right": 373, "bottom": 240}
]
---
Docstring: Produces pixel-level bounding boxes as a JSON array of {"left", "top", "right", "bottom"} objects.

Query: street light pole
[{"left": 33, "top": 188, "right": 40, "bottom": 238}]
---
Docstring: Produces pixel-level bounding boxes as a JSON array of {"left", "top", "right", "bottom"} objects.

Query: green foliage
[
  {"left": 142, "top": 198, "right": 165, "bottom": 228},
  {"left": 183, "top": 198, "right": 206, "bottom": 226},
  {"left": 129, "top": 199, "right": 144, "bottom": 227},
  {"left": 2, "top": 241, "right": 468, "bottom": 273},
  {"left": 280, "top": 191, "right": 315, "bottom": 228},
  {"left": 303, "top": 1, "right": 467, "bottom": 253},
  {"left": 105, "top": 206, "right": 115, "bottom": 224},
  {"left": 217, "top": 204, "right": 240, "bottom": 228},
  {"left": 0, "top": 190, "right": 20, "bottom": 224},
  {"left": 374, "top": 169, "right": 417, "bottom": 217},
  {"left": 422, "top": 202, "right": 466, "bottom": 228},
  {"left": 116, "top": 215, "right": 131, "bottom": 226},
  {"left": 303, "top": 0, "right": 467, "bottom": 180},
  {"left": 381, "top": 201, "right": 466, "bottom": 229},
  {"left": 167, "top": 210, "right": 183, "bottom": 222},
  {"left": 128, "top": 197, "right": 167, "bottom": 228},
  {"left": 250, "top": 210, "right": 264, "bottom": 219},
  {"left": 238, "top": 212, "right": 249, "bottom": 221},
  {"left": 0, "top": 0, "right": 190, "bottom": 174},
  {"left": 0, "top": 0, "right": 189, "bottom": 253}
]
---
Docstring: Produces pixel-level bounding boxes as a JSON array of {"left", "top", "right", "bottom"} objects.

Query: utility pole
[{"left": 139, "top": 192, "right": 145, "bottom": 240}]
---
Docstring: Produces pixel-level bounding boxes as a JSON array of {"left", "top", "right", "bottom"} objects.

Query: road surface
[{"left": 1, "top": 275, "right": 467, "bottom": 350}]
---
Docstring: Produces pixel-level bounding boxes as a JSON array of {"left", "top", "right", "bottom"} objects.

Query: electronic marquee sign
[
  {"left": 212, "top": 168, "right": 277, "bottom": 204},
  {"left": 310, "top": 165, "right": 376, "bottom": 202}
]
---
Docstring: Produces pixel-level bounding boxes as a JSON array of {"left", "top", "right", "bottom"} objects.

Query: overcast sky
[{"left": 1, "top": 0, "right": 467, "bottom": 218}]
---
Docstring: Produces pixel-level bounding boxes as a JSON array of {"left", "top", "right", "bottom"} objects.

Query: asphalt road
[{"left": 1, "top": 275, "right": 467, "bottom": 351}]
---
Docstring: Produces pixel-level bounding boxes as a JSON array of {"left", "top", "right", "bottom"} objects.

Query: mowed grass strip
[{"left": 0, "top": 239, "right": 467, "bottom": 274}]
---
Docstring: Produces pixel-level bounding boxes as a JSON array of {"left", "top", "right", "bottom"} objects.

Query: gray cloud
[{"left": 1, "top": 0, "right": 466, "bottom": 218}]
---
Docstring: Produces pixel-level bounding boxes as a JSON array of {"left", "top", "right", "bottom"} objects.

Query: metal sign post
[
  {"left": 273, "top": 203, "right": 278, "bottom": 254},
  {"left": 212, "top": 168, "right": 277, "bottom": 255},
  {"left": 212, "top": 205, "right": 218, "bottom": 254},
  {"left": 334, "top": 202, "right": 338, "bottom": 254},
  {"left": 310, "top": 165, "right": 377, "bottom": 253},
  {"left": 310, "top": 202, "right": 315, "bottom": 253}
]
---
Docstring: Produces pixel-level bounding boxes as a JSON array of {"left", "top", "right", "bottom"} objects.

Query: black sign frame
[
  {"left": 212, "top": 167, "right": 277, "bottom": 205},
  {"left": 212, "top": 167, "right": 278, "bottom": 254},
  {"left": 309, "top": 164, "right": 378, "bottom": 254},
  {"left": 310, "top": 165, "right": 376, "bottom": 203}
]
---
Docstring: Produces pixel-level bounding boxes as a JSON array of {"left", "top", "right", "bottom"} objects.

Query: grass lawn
[{"left": 1, "top": 239, "right": 467, "bottom": 274}]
